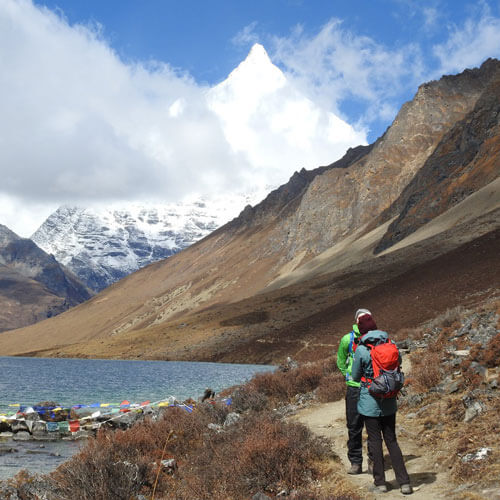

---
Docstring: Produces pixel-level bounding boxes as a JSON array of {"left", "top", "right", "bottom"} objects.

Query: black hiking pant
[
  {"left": 364, "top": 413, "right": 410, "bottom": 486},
  {"left": 345, "top": 385, "right": 366, "bottom": 465}
]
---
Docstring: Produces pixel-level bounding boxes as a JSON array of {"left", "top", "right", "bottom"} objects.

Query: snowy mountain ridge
[{"left": 32, "top": 190, "right": 269, "bottom": 292}]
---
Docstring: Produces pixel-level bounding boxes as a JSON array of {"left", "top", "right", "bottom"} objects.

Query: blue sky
[
  {"left": 1, "top": 0, "right": 500, "bottom": 235},
  {"left": 33, "top": 0, "right": 500, "bottom": 138}
]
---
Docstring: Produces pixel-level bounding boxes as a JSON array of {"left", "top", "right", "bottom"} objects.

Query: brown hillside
[{"left": 0, "top": 60, "right": 499, "bottom": 362}]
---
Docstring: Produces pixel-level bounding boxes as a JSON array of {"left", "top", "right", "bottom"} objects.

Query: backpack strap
[
  {"left": 360, "top": 340, "right": 383, "bottom": 383},
  {"left": 348, "top": 331, "right": 355, "bottom": 354}
]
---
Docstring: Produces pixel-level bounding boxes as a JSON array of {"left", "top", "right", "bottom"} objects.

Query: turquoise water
[
  {"left": 0, "top": 356, "right": 275, "bottom": 478},
  {"left": 0, "top": 357, "right": 274, "bottom": 411}
]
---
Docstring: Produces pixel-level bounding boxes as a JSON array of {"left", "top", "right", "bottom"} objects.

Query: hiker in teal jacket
[
  {"left": 351, "top": 327, "right": 413, "bottom": 495},
  {"left": 336, "top": 308, "right": 374, "bottom": 474}
]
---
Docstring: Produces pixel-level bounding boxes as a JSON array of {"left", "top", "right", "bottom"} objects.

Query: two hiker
[{"left": 337, "top": 309, "right": 412, "bottom": 495}]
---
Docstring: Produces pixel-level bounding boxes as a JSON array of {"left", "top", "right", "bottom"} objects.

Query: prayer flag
[
  {"left": 58, "top": 421, "right": 70, "bottom": 432},
  {"left": 69, "top": 420, "right": 80, "bottom": 432}
]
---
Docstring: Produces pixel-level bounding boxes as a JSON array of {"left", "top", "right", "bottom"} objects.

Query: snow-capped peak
[{"left": 31, "top": 188, "right": 271, "bottom": 292}]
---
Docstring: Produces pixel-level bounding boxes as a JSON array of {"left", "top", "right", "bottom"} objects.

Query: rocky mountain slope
[
  {"left": 31, "top": 192, "right": 268, "bottom": 292},
  {"left": 0, "top": 224, "right": 92, "bottom": 332},
  {"left": 0, "top": 59, "right": 498, "bottom": 361}
]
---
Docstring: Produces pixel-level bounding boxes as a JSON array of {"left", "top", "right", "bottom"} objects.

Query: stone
[
  {"left": 464, "top": 401, "right": 485, "bottom": 422},
  {"left": 252, "top": 494, "right": 272, "bottom": 500},
  {"left": 11, "top": 421, "right": 29, "bottom": 433},
  {"left": 0, "top": 446, "right": 17, "bottom": 454},
  {"left": 13, "top": 431, "right": 31, "bottom": 441},
  {"left": 470, "top": 362, "right": 487, "bottom": 376},
  {"left": 446, "top": 381, "right": 461, "bottom": 394},
  {"left": 0, "top": 483, "right": 20, "bottom": 500},
  {"left": 224, "top": 412, "right": 241, "bottom": 427},
  {"left": 461, "top": 447, "right": 492, "bottom": 462},
  {"left": 161, "top": 458, "right": 177, "bottom": 474},
  {"left": 207, "top": 423, "right": 223, "bottom": 433}
]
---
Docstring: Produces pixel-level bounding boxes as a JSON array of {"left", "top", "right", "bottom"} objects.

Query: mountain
[
  {"left": 31, "top": 191, "right": 269, "bottom": 292},
  {"left": 0, "top": 59, "right": 498, "bottom": 362},
  {"left": 207, "top": 43, "right": 366, "bottom": 179},
  {"left": 0, "top": 224, "right": 93, "bottom": 332}
]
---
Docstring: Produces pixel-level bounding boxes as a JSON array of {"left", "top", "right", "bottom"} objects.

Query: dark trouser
[
  {"left": 364, "top": 413, "right": 410, "bottom": 486},
  {"left": 345, "top": 385, "right": 366, "bottom": 465}
]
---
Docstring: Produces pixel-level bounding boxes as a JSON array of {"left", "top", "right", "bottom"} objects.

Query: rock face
[
  {"left": 0, "top": 224, "right": 92, "bottom": 332},
  {"left": 269, "top": 58, "right": 499, "bottom": 257},
  {"left": 374, "top": 62, "right": 500, "bottom": 253},
  {"left": 0, "top": 60, "right": 499, "bottom": 361},
  {"left": 31, "top": 192, "right": 268, "bottom": 292}
]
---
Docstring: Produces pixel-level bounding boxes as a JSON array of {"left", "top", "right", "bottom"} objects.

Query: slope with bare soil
[{"left": 0, "top": 60, "right": 499, "bottom": 361}]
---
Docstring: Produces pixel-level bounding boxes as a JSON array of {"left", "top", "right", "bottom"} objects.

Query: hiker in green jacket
[
  {"left": 351, "top": 322, "right": 413, "bottom": 495},
  {"left": 336, "top": 308, "right": 374, "bottom": 474}
]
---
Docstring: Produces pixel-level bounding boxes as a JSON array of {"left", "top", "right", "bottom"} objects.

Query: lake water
[{"left": 0, "top": 356, "right": 275, "bottom": 479}]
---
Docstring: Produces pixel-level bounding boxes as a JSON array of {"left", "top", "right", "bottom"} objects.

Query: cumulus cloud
[
  {"left": 432, "top": 3, "right": 500, "bottom": 75},
  {"left": 0, "top": 0, "right": 366, "bottom": 236}
]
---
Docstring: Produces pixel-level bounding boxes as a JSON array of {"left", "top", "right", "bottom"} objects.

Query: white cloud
[
  {"left": 208, "top": 44, "right": 365, "bottom": 182},
  {"left": 432, "top": 3, "right": 500, "bottom": 75},
  {"left": 269, "top": 20, "right": 425, "bottom": 129},
  {"left": 232, "top": 21, "right": 260, "bottom": 46},
  {"left": 0, "top": 1, "right": 367, "bottom": 236}
]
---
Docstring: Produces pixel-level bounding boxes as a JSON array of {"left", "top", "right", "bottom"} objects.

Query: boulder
[
  {"left": 13, "top": 431, "right": 31, "bottom": 441},
  {"left": 223, "top": 412, "right": 241, "bottom": 427}
]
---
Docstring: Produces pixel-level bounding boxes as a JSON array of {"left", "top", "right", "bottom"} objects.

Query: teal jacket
[
  {"left": 351, "top": 330, "right": 399, "bottom": 417},
  {"left": 337, "top": 324, "right": 362, "bottom": 388}
]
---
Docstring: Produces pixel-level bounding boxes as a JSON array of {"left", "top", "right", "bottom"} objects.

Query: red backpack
[{"left": 360, "top": 335, "right": 404, "bottom": 398}]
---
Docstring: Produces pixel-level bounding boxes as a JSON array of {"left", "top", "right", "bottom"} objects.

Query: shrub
[
  {"left": 482, "top": 332, "right": 500, "bottom": 368},
  {"left": 231, "top": 385, "right": 269, "bottom": 413},
  {"left": 249, "top": 363, "right": 323, "bottom": 403},
  {"left": 52, "top": 406, "right": 211, "bottom": 499},
  {"left": 52, "top": 430, "right": 153, "bottom": 500},
  {"left": 426, "top": 306, "right": 466, "bottom": 330},
  {"left": 174, "top": 412, "right": 331, "bottom": 499},
  {"left": 316, "top": 372, "right": 345, "bottom": 403},
  {"left": 409, "top": 347, "right": 443, "bottom": 391}
]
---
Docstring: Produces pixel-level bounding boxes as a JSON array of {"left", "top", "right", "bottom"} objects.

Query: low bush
[
  {"left": 250, "top": 363, "right": 324, "bottom": 403},
  {"left": 316, "top": 372, "right": 345, "bottom": 403},
  {"left": 231, "top": 384, "right": 269, "bottom": 413},
  {"left": 173, "top": 412, "right": 331, "bottom": 499},
  {"left": 409, "top": 346, "right": 443, "bottom": 391},
  {"left": 50, "top": 406, "right": 332, "bottom": 500},
  {"left": 481, "top": 332, "right": 500, "bottom": 368}
]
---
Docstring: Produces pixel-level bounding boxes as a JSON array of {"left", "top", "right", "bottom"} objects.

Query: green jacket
[
  {"left": 336, "top": 324, "right": 362, "bottom": 388},
  {"left": 351, "top": 330, "right": 399, "bottom": 417}
]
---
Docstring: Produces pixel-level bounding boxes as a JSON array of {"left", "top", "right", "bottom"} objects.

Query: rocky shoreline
[{"left": 0, "top": 398, "right": 200, "bottom": 444}]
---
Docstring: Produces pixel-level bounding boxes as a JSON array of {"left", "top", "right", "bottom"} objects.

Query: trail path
[
  {"left": 293, "top": 400, "right": 452, "bottom": 499},
  {"left": 293, "top": 357, "right": 454, "bottom": 499},
  {"left": 294, "top": 400, "right": 454, "bottom": 500}
]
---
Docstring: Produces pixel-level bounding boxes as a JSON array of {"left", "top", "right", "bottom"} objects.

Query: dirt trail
[
  {"left": 293, "top": 400, "right": 452, "bottom": 499},
  {"left": 293, "top": 358, "right": 454, "bottom": 499}
]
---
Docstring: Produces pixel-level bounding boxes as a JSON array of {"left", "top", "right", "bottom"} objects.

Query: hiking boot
[
  {"left": 347, "top": 463, "right": 362, "bottom": 474},
  {"left": 374, "top": 484, "right": 388, "bottom": 493},
  {"left": 400, "top": 484, "right": 413, "bottom": 495},
  {"left": 367, "top": 458, "right": 374, "bottom": 474}
]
